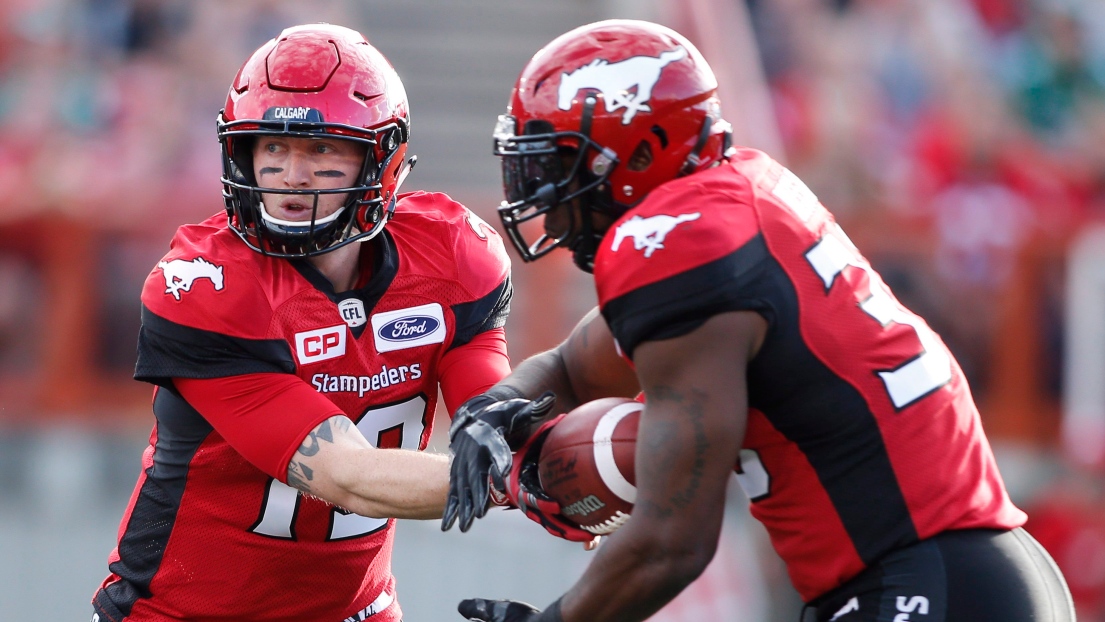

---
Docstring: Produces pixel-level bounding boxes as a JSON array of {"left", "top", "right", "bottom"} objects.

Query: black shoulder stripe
[
  {"left": 135, "top": 304, "right": 296, "bottom": 386},
  {"left": 95, "top": 387, "right": 212, "bottom": 618},
  {"left": 448, "top": 275, "right": 512, "bottom": 350},
  {"left": 601, "top": 234, "right": 774, "bottom": 359}
]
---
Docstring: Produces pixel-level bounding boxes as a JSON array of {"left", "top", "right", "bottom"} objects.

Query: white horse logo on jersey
[
  {"left": 157, "top": 257, "right": 225, "bottom": 300},
  {"left": 558, "top": 47, "right": 687, "bottom": 124},
  {"left": 611, "top": 212, "right": 701, "bottom": 258}
]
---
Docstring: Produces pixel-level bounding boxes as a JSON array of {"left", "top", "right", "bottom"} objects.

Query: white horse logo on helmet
[
  {"left": 157, "top": 257, "right": 225, "bottom": 300},
  {"left": 611, "top": 212, "right": 701, "bottom": 258},
  {"left": 557, "top": 47, "right": 687, "bottom": 124}
]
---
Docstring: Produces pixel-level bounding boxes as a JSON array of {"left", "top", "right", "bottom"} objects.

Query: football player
[
  {"left": 443, "top": 19, "right": 1076, "bottom": 622},
  {"left": 91, "top": 23, "right": 524, "bottom": 622}
]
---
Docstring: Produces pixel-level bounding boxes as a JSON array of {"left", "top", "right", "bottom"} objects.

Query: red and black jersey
[
  {"left": 593, "top": 149, "right": 1025, "bottom": 602},
  {"left": 94, "top": 191, "right": 512, "bottom": 622}
]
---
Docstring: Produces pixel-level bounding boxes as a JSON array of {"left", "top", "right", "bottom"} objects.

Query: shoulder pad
[
  {"left": 142, "top": 222, "right": 275, "bottom": 339},
  {"left": 595, "top": 168, "right": 758, "bottom": 306},
  {"left": 392, "top": 192, "right": 511, "bottom": 301}
]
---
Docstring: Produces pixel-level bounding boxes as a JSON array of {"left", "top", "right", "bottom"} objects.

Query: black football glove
[
  {"left": 442, "top": 390, "right": 556, "bottom": 533},
  {"left": 458, "top": 598, "right": 563, "bottom": 622}
]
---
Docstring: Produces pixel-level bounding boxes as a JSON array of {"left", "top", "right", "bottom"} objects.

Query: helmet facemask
[
  {"left": 220, "top": 116, "right": 409, "bottom": 258},
  {"left": 494, "top": 113, "right": 624, "bottom": 272}
]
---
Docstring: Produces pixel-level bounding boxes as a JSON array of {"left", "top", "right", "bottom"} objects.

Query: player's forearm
[
  {"left": 562, "top": 441, "right": 727, "bottom": 620},
  {"left": 286, "top": 415, "right": 448, "bottom": 520},
  {"left": 559, "top": 526, "right": 711, "bottom": 622},
  {"left": 495, "top": 347, "right": 580, "bottom": 410},
  {"left": 560, "top": 320, "right": 745, "bottom": 621},
  {"left": 491, "top": 309, "right": 638, "bottom": 417},
  {"left": 330, "top": 448, "right": 450, "bottom": 520}
]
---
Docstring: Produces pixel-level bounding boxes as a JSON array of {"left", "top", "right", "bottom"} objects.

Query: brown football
[{"left": 537, "top": 397, "right": 641, "bottom": 536}]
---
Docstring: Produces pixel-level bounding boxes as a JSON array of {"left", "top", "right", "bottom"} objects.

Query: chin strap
[
  {"left": 395, "top": 155, "right": 417, "bottom": 193},
  {"left": 569, "top": 227, "right": 599, "bottom": 273},
  {"left": 579, "top": 96, "right": 597, "bottom": 139},
  {"left": 569, "top": 95, "right": 614, "bottom": 273},
  {"left": 383, "top": 155, "right": 417, "bottom": 220}
]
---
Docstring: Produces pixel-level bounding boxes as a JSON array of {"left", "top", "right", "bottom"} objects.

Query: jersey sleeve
[
  {"left": 174, "top": 374, "right": 343, "bottom": 481},
  {"left": 594, "top": 174, "right": 772, "bottom": 359},
  {"left": 435, "top": 195, "right": 513, "bottom": 350},
  {"left": 135, "top": 231, "right": 295, "bottom": 387},
  {"left": 450, "top": 274, "right": 511, "bottom": 350},
  {"left": 437, "top": 327, "right": 511, "bottom": 414}
]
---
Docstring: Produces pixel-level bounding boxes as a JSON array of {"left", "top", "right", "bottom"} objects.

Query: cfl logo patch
[
  {"left": 338, "top": 298, "right": 367, "bottom": 328},
  {"left": 295, "top": 325, "right": 347, "bottom": 364}
]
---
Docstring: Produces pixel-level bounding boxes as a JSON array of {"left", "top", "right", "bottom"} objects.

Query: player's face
[
  {"left": 542, "top": 202, "right": 576, "bottom": 240},
  {"left": 252, "top": 136, "right": 367, "bottom": 222},
  {"left": 542, "top": 200, "right": 617, "bottom": 245},
  {"left": 539, "top": 152, "right": 616, "bottom": 247}
]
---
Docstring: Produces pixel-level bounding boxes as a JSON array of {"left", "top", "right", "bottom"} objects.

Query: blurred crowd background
[{"left": 1, "top": 0, "right": 1105, "bottom": 619}]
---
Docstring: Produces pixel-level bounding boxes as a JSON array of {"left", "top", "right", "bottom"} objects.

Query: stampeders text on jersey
[{"left": 311, "top": 364, "right": 423, "bottom": 398}]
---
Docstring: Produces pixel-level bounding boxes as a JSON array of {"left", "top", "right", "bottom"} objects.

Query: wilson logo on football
[
  {"left": 157, "top": 257, "right": 225, "bottom": 300},
  {"left": 295, "top": 325, "right": 347, "bottom": 365},
  {"left": 371, "top": 303, "right": 447, "bottom": 353},
  {"left": 611, "top": 212, "right": 701, "bottom": 258},
  {"left": 558, "top": 47, "right": 687, "bottom": 124}
]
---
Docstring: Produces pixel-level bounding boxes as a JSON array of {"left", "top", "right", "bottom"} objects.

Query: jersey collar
[{"left": 291, "top": 230, "right": 400, "bottom": 339}]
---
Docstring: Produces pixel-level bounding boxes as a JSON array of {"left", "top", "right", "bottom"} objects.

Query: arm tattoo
[
  {"left": 636, "top": 385, "right": 710, "bottom": 517},
  {"left": 286, "top": 461, "right": 314, "bottom": 494},
  {"left": 297, "top": 419, "right": 332, "bottom": 457},
  {"left": 287, "top": 416, "right": 351, "bottom": 494},
  {"left": 297, "top": 416, "right": 350, "bottom": 456}
]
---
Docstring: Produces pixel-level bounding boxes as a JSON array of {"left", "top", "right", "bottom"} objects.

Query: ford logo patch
[{"left": 379, "top": 316, "right": 439, "bottom": 342}]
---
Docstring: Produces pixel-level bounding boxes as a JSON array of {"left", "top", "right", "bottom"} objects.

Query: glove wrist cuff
[{"left": 448, "top": 395, "right": 498, "bottom": 442}]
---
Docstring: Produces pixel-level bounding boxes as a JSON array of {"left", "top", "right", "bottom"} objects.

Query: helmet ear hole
[
  {"left": 650, "top": 125, "right": 669, "bottom": 149},
  {"left": 627, "top": 140, "right": 653, "bottom": 172}
]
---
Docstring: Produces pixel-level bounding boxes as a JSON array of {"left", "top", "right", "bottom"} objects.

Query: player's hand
[
  {"left": 458, "top": 598, "right": 561, "bottom": 622},
  {"left": 505, "top": 415, "right": 600, "bottom": 545},
  {"left": 443, "top": 391, "right": 556, "bottom": 533}
]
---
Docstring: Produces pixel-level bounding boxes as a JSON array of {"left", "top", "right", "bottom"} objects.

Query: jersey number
[
  {"left": 806, "top": 225, "right": 952, "bottom": 409},
  {"left": 250, "top": 394, "right": 429, "bottom": 541}
]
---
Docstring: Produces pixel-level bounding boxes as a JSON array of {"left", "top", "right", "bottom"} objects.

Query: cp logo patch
[{"left": 295, "top": 325, "right": 347, "bottom": 365}]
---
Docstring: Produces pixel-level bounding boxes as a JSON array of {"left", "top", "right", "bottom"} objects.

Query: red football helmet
[
  {"left": 494, "top": 19, "right": 731, "bottom": 271},
  {"left": 219, "top": 23, "right": 415, "bottom": 257}
]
